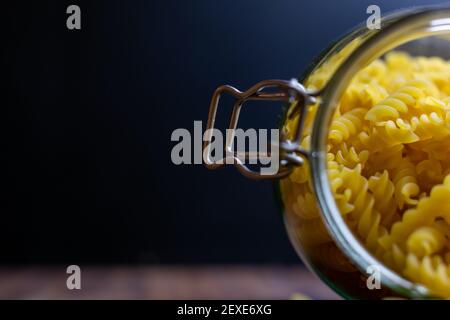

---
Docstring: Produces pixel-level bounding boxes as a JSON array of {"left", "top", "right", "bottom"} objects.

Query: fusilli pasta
[{"left": 283, "top": 51, "right": 450, "bottom": 298}]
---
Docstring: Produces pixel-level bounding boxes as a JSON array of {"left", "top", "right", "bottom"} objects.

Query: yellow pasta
[
  {"left": 404, "top": 254, "right": 450, "bottom": 298},
  {"left": 284, "top": 51, "right": 450, "bottom": 298},
  {"left": 406, "top": 226, "right": 446, "bottom": 258},
  {"left": 329, "top": 108, "right": 367, "bottom": 144}
]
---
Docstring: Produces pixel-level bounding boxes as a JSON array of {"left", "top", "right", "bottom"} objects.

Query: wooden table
[{"left": 0, "top": 266, "right": 339, "bottom": 300}]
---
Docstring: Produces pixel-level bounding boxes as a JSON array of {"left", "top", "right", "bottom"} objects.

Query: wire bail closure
[{"left": 203, "top": 78, "right": 318, "bottom": 180}]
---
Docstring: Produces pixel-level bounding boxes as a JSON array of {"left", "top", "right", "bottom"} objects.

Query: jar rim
[{"left": 309, "top": 5, "right": 450, "bottom": 299}]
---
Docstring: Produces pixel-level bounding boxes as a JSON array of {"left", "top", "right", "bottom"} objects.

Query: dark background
[{"left": 2, "top": 0, "right": 445, "bottom": 264}]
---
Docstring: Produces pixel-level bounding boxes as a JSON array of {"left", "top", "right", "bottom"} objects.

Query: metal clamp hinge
[{"left": 203, "top": 78, "right": 319, "bottom": 180}]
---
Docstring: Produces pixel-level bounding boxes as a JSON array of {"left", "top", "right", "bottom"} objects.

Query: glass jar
[{"left": 204, "top": 6, "right": 450, "bottom": 299}]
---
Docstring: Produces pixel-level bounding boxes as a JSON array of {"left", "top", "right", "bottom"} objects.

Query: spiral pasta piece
[
  {"left": 292, "top": 191, "right": 320, "bottom": 220},
  {"left": 404, "top": 254, "right": 450, "bottom": 298},
  {"left": 329, "top": 108, "right": 367, "bottom": 144},
  {"left": 368, "top": 171, "right": 398, "bottom": 227},
  {"left": 334, "top": 143, "right": 369, "bottom": 169},
  {"left": 339, "top": 165, "right": 387, "bottom": 251},
  {"left": 365, "top": 80, "right": 438, "bottom": 123},
  {"left": 390, "top": 158, "right": 420, "bottom": 209},
  {"left": 406, "top": 226, "right": 446, "bottom": 258}
]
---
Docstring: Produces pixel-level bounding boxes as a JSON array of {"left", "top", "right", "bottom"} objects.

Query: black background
[{"left": 2, "top": 0, "right": 444, "bottom": 264}]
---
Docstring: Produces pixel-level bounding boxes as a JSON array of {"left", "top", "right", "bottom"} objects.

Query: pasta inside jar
[{"left": 282, "top": 41, "right": 450, "bottom": 299}]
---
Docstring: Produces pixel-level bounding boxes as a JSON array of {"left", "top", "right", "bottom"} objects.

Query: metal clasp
[{"left": 203, "top": 78, "right": 319, "bottom": 180}]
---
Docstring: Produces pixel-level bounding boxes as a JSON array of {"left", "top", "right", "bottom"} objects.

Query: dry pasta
[{"left": 284, "top": 51, "right": 450, "bottom": 299}]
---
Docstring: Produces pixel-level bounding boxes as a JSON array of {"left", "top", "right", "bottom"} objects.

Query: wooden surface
[{"left": 0, "top": 266, "right": 339, "bottom": 300}]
